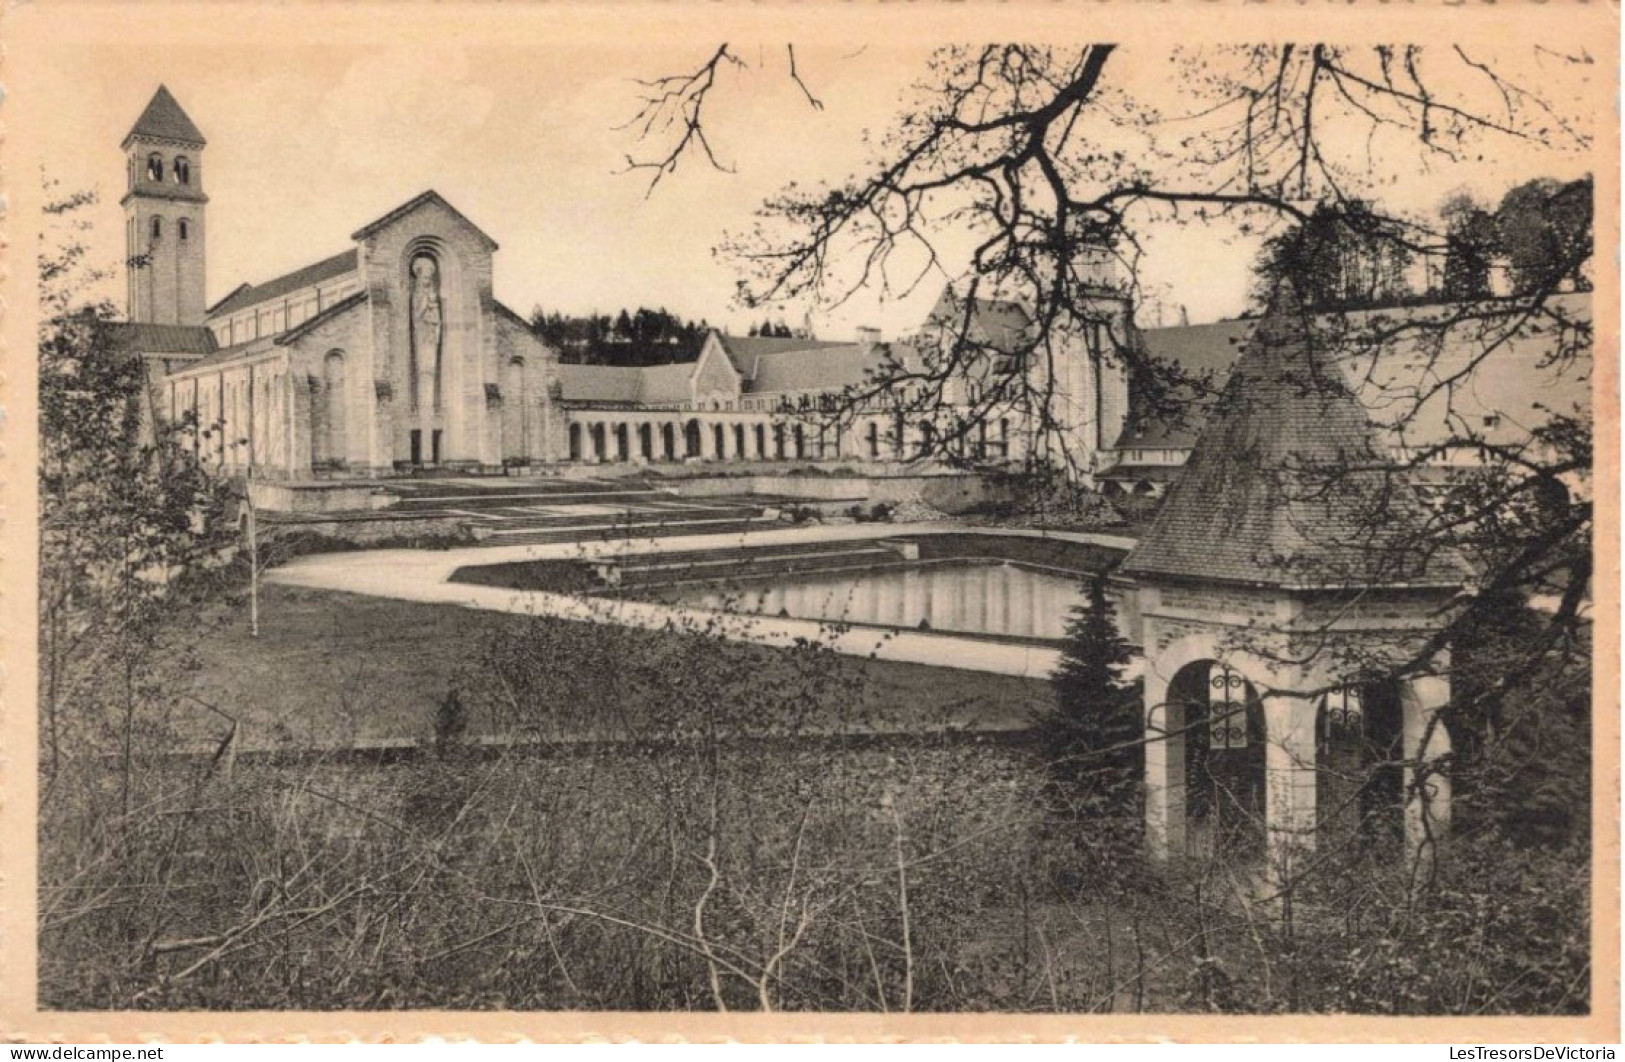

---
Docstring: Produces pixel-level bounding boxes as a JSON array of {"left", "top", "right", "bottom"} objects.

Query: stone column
[
  {"left": 1403, "top": 673, "right": 1452, "bottom": 861},
  {"left": 1264, "top": 691, "right": 1319, "bottom": 880},
  {"left": 1144, "top": 670, "right": 1185, "bottom": 859}
]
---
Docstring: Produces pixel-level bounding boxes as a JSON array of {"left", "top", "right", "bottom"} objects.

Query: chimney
[{"left": 857, "top": 325, "right": 882, "bottom": 352}]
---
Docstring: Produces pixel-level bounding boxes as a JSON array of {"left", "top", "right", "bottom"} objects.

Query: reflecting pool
[{"left": 660, "top": 560, "right": 1089, "bottom": 641}]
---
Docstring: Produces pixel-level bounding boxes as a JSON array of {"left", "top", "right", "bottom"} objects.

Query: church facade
[
  {"left": 110, "top": 87, "right": 1588, "bottom": 496},
  {"left": 111, "top": 87, "right": 1130, "bottom": 484},
  {"left": 114, "top": 87, "right": 564, "bottom": 478}
]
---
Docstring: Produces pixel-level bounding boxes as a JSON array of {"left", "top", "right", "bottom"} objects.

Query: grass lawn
[{"left": 173, "top": 583, "right": 1054, "bottom": 749}]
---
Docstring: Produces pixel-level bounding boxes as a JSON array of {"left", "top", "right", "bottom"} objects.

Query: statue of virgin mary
[{"left": 408, "top": 254, "right": 443, "bottom": 412}]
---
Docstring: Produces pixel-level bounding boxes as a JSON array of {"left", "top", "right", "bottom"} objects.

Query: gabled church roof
[
  {"left": 350, "top": 190, "right": 499, "bottom": 250},
  {"left": 1120, "top": 285, "right": 1471, "bottom": 591},
  {"left": 123, "top": 85, "right": 206, "bottom": 148},
  {"left": 208, "top": 250, "right": 359, "bottom": 318}
]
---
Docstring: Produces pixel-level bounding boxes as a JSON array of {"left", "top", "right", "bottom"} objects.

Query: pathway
[{"left": 268, "top": 523, "right": 1139, "bottom": 679}]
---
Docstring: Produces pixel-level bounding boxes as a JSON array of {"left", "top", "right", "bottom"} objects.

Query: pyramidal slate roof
[
  {"left": 123, "top": 86, "right": 206, "bottom": 147},
  {"left": 1120, "top": 285, "right": 1471, "bottom": 591}
]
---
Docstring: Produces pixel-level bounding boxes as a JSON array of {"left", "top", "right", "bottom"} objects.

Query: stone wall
[{"left": 669, "top": 472, "right": 984, "bottom": 505}]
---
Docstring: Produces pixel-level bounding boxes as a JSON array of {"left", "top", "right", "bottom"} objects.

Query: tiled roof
[
  {"left": 1099, "top": 464, "right": 1181, "bottom": 483},
  {"left": 123, "top": 85, "right": 206, "bottom": 147},
  {"left": 1117, "top": 293, "right": 1592, "bottom": 453},
  {"left": 554, "top": 364, "right": 648, "bottom": 405},
  {"left": 1120, "top": 287, "right": 1472, "bottom": 591},
  {"left": 351, "top": 191, "right": 498, "bottom": 250},
  {"left": 637, "top": 362, "right": 698, "bottom": 404},
  {"left": 208, "top": 249, "right": 358, "bottom": 318},
  {"left": 749, "top": 341, "right": 925, "bottom": 396},
  {"left": 715, "top": 334, "right": 848, "bottom": 378},
  {"left": 105, "top": 321, "right": 217, "bottom": 357},
  {"left": 166, "top": 335, "right": 283, "bottom": 374},
  {"left": 276, "top": 292, "right": 368, "bottom": 345},
  {"left": 494, "top": 301, "right": 533, "bottom": 331},
  {"left": 922, "top": 289, "right": 1031, "bottom": 353}
]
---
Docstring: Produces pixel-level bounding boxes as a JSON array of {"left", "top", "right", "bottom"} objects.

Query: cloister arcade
[{"left": 557, "top": 409, "right": 1019, "bottom": 467}]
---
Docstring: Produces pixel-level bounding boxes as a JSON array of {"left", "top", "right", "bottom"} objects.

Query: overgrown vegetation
[{"left": 36, "top": 37, "right": 1597, "bottom": 1015}]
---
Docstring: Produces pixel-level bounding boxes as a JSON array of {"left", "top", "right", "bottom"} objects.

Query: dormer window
[
  {"left": 150, "top": 217, "right": 162, "bottom": 240},
  {"left": 174, "top": 156, "right": 191, "bottom": 185},
  {"left": 146, "top": 153, "right": 164, "bottom": 181}
]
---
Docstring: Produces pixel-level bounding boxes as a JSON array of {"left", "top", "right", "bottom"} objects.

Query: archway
[
  {"left": 793, "top": 424, "right": 806, "bottom": 460},
  {"left": 755, "top": 423, "right": 767, "bottom": 459},
  {"left": 685, "top": 419, "right": 703, "bottom": 459},
  {"left": 1168, "top": 660, "right": 1267, "bottom": 858},
  {"left": 1317, "top": 680, "right": 1405, "bottom": 854},
  {"left": 662, "top": 422, "right": 677, "bottom": 461},
  {"left": 614, "top": 422, "right": 630, "bottom": 462},
  {"left": 733, "top": 423, "right": 747, "bottom": 460},
  {"left": 568, "top": 422, "right": 583, "bottom": 462},
  {"left": 638, "top": 422, "right": 654, "bottom": 461},
  {"left": 589, "top": 423, "right": 607, "bottom": 462},
  {"left": 712, "top": 423, "right": 727, "bottom": 459}
]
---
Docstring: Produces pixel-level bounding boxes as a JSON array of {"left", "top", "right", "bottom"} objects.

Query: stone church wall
[{"left": 356, "top": 200, "right": 499, "bottom": 470}]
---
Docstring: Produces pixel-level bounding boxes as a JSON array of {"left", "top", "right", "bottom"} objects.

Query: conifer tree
[{"left": 1039, "top": 571, "right": 1140, "bottom": 808}]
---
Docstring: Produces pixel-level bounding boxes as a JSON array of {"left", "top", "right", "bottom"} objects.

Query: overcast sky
[{"left": 15, "top": 5, "right": 1598, "bottom": 339}]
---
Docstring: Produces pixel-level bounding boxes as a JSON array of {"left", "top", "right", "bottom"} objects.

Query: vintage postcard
[{"left": 2, "top": 0, "right": 1618, "bottom": 1044}]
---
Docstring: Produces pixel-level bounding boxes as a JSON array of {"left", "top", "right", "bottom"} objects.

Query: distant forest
[
  {"left": 1237, "top": 175, "right": 1593, "bottom": 318},
  {"left": 529, "top": 307, "right": 809, "bottom": 366},
  {"left": 530, "top": 307, "right": 806, "bottom": 366}
]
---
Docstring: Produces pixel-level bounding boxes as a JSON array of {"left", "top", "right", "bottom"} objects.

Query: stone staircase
[
  {"left": 594, "top": 539, "right": 916, "bottom": 589},
  {"left": 475, "top": 509, "right": 782, "bottom": 547}
]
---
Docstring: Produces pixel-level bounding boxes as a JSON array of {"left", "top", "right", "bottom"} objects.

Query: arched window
[
  {"left": 146, "top": 153, "right": 164, "bottom": 181},
  {"left": 173, "top": 156, "right": 191, "bottom": 184},
  {"left": 150, "top": 216, "right": 163, "bottom": 240},
  {"left": 178, "top": 219, "right": 191, "bottom": 241}
]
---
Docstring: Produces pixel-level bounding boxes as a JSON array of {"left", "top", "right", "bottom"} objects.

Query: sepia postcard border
[{"left": 1, "top": 0, "right": 1618, "bottom": 1043}]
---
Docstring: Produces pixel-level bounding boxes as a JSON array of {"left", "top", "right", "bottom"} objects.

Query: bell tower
[{"left": 122, "top": 85, "right": 207, "bottom": 326}]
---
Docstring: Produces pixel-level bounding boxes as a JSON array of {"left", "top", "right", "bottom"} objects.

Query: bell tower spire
[{"left": 121, "top": 85, "right": 207, "bottom": 325}]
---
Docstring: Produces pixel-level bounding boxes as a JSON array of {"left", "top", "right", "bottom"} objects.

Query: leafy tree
[
  {"left": 37, "top": 183, "right": 234, "bottom": 787},
  {"left": 1439, "top": 192, "right": 1500, "bottom": 300},
  {"left": 1252, "top": 201, "right": 1415, "bottom": 311},
  {"left": 1495, "top": 176, "right": 1593, "bottom": 296}
]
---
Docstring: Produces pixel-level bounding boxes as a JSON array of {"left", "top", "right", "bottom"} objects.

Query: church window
[
  {"left": 174, "top": 156, "right": 191, "bottom": 184},
  {"left": 179, "top": 219, "right": 190, "bottom": 241},
  {"left": 150, "top": 217, "right": 162, "bottom": 240},
  {"left": 146, "top": 153, "right": 163, "bottom": 181}
]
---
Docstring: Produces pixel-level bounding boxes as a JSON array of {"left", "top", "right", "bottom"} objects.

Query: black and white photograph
[{"left": 5, "top": 0, "right": 1616, "bottom": 1041}]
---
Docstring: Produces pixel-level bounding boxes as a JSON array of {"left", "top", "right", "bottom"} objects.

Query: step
[
  {"left": 475, "top": 515, "right": 782, "bottom": 546},
  {"left": 606, "top": 539, "right": 893, "bottom": 570},
  {"left": 609, "top": 546, "right": 898, "bottom": 580},
  {"left": 396, "top": 491, "right": 683, "bottom": 513},
  {"left": 472, "top": 507, "right": 766, "bottom": 533}
]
